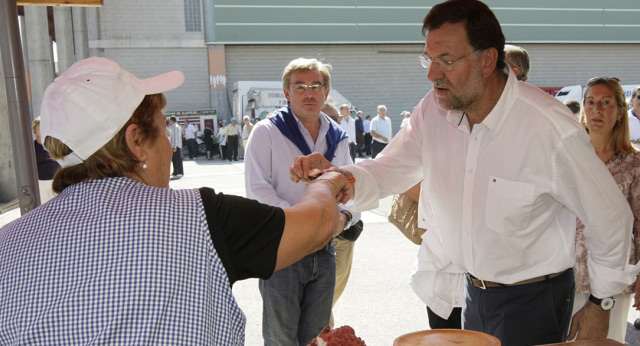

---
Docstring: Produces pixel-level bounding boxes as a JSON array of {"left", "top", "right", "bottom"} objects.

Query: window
[{"left": 184, "top": 0, "right": 201, "bottom": 32}]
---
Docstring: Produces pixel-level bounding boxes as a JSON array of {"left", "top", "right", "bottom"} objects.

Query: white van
[{"left": 555, "top": 84, "right": 639, "bottom": 105}]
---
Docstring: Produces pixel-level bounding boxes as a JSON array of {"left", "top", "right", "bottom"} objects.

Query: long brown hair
[{"left": 45, "top": 94, "right": 167, "bottom": 193}]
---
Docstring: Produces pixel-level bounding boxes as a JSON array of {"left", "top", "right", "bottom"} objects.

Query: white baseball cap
[{"left": 40, "top": 57, "right": 185, "bottom": 167}]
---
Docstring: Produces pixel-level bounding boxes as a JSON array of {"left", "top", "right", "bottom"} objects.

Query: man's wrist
[
  {"left": 339, "top": 210, "right": 353, "bottom": 230},
  {"left": 588, "top": 294, "right": 615, "bottom": 311}
]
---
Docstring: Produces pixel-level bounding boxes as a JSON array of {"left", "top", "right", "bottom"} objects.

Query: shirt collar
[
  {"left": 290, "top": 109, "right": 330, "bottom": 137},
  {"left": 481, "top": 67, "right": 517, "bottom": 138},
  {"left": 444, "top": 67, "right": 515, "bottom": 138}
]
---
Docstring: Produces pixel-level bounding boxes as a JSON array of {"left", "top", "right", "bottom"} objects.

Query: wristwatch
[
  {"left": 340, "top": 210, "right": 353, "bottom": 231},
  {"left": 588, "top": 294, "right": 615, "bottom": 311}
]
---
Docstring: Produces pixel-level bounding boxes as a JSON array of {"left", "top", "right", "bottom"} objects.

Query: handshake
[{"left": 290, "top": 152, "right": 356, "bottom": 205}]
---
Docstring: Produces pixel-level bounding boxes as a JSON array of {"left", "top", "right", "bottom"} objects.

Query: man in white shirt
[
  {"left": 184, "top": 121, "right": 198, "bottom": 160},
  {"left": 369, "top": 105, "right": 392, "bottom": 159},
  {"left": 244, "top": 58, "right": 359, "bottom": 346},
  {"left": 629, "top": 87, "right": 640, "bottom": 142},
  {"left": 290, "top": 1, "right": 636, "bottom": 344},
  {"left": 339, "top": 104, "right": 357, "bottom": 162},
  {"left": 167, "top": 116, "right": 183, "bottom": 179}
]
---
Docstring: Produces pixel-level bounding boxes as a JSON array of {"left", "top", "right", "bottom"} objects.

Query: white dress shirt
[
  {"left": 628, "top": 109, "right": 640, "bottom": 141},
  {"left": 185, "top": 123, "right": 197, "bottom": 140},
  {"left": 339, "top": 116, "right": 357, "bottom": 145},
  {"left": 168, "top": 123, "right": 182, "bottom": 149},
  {"left": 345, "top": 70, "right": 636, "bottom": 298},
  {"left": 363, "top": 120, "right": 371, "bottom": 134},
  {"left": 370, "top": 116, "right": 392, "bottom": 143},
  {"left": 245, "top": 115, "right": 360, "bottom": 223}
]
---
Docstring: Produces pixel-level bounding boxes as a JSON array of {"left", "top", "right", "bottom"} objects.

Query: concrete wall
[
  {"left": 93, "top": 0, "right": 210, "bottom": 112},
  {"left": 104, "top": 48, "right": 210, "bottom": 112}
]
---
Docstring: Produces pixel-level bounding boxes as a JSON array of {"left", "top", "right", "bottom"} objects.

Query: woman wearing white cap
[{"left": 0, "top": 57, "right": 350, "bottom": 345}]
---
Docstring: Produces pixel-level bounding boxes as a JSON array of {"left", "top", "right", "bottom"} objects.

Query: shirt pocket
[{"left": 485, "top": 176, "right": 536, "bottom": 233}]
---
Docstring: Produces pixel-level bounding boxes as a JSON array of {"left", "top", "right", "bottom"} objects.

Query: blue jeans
[{"left": 260, "top": 244, "right": 336, "bottom": 346}]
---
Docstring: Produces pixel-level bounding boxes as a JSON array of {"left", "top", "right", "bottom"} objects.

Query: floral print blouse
[{"left": 574, "top": 151, "right": 640, "bottom": 294}]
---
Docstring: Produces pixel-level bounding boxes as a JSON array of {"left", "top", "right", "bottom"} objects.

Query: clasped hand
[{"left": 290, "top": 153, "right": 353, "bottom": 204}]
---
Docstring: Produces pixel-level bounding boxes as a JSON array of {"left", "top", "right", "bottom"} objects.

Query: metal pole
[{"left": 0, "top": 0, "right": 42, "bottom": 213}]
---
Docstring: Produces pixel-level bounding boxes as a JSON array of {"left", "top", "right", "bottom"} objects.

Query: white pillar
[
  {"left": 24, "top": 6, "right": 54, "bottom": 119},
  {"left": 72, "top": 7, "right": 89, "bottom": 59},
  {"left": 85, "top": 7, "right": 101, "bottom": 57},
  {"left": 53, "top": 7, "right": 75, "bottom": 74}
]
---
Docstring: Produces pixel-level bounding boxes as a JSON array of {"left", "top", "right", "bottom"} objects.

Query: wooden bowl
[{"left": 394, "top": 329, "right": 501, "bottom": 346}]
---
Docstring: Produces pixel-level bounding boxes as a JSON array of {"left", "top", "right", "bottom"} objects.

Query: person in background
[
  {"left": 241, "top": 115, "right": 254, "bottom": 158},
  {"left": 184, "top": 121, "right": 198, "bottom": 160},
  {"left": 0, "top": 57, "right": 350, "bottom": 345},
  {"left": 564, "top": 99, "right": 581, "bottom": 120},
  {"left": 168, "top": 116, "right": 184, "bottom": 179},
  {"left": 203, "top": 124, "right": 215, "bottom": 160},
  {"left": 339, "top": 104, "right": 357, "bottom": 162},
  {"left": 245, "top": 58, "right": 359, "bottom": 346},
  {"left": 400, "top": 111, "right": 411, "bottom": 129},
  {"left": 290, "top": 0, "right": 637, "bottom": 343},
  {"left": 363, "top": 115, "right": 372, "bottom": 156},
  {"left": 355, "top": 111, "right": 365, "bottom": 158},
  {"left": 224, "top": 117, "right": 241, "bottom": 162},
  {"left": 369, "top": 105, "right": 392, "bottom": 159},
  {"left": 629, "top": 86, "right": 640, "bottom": 143},
  {"left": 572, "top": 77, "right": 640, "bottom": 344},
  {"left": 217, "top": 119, "right": 228, "bottom": 161},
  {"left": 323, "top": 102, "right": 340, "bottom": 124},
  {"left": 31, "top": 116, "right": 61, "bottom": 202},
  {"left": 504, "top": 44, "right": 530, "bottom": 82}
]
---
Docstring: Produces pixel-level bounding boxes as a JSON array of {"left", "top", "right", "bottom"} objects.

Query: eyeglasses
[
  {"left": 292, "top": 83, "right": 324, "bottom": 93},
  {"left": 419, "top": 50, "right": 478, "bottom": 72},
  {"left": 587, "top": 77, "right": 620, "bottom": 87}
]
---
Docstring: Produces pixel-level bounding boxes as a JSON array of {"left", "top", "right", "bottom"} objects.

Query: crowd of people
[{"left": 4, "top": 0, "right": 640, "bottom": 345}]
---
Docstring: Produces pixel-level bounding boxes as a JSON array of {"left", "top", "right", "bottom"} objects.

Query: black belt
[{"left": 466, "top": 269, "right": 569, "bottom": 290}]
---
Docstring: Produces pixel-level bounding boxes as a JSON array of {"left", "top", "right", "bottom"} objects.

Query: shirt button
[
  {"left": 467, "top": 169, "right": 473, "bottom": 174},
  {"left": 465, "top": 232, "right": 470, "bottom": 238}
]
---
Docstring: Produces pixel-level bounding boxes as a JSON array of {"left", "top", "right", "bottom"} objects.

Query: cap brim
[{"left": 142, "top": 71, "right": 185, "bottom": 95}]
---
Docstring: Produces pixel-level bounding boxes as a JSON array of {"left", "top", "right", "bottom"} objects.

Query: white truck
[{"left": 233, "top": 81, "right": 352, "bottom": 120}]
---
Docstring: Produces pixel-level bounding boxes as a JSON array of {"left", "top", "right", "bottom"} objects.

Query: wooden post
[{"left": 17, "top": 0, "right": 102, "bottom": 6}]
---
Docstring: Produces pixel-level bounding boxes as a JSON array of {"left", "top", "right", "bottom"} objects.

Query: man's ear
[
  {"left": 482, "top": 47, "right": 499, "bottom": 78},
  {"left": 125, "top": 123, "right": 147, "bottom": 162}
]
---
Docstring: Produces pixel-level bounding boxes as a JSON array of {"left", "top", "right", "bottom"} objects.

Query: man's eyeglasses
[
  {"left": 587, "top": 77, "right": 620, "bottom": 87},
  {"left": 419, "top": 50, "right": 478, "bottom": 72},
  {"left": 292, "top": 83, "right": 324, "bottom": 93}
]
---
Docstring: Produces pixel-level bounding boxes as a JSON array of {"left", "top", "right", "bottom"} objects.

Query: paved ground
[{"left": 2, "top": 156, "right": 640, "bottom": 344}]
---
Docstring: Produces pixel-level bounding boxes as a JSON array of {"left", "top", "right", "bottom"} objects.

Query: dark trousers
[
  {"left": 171, "top": 149, "right": 184, "bottom": 175},
  {"left": 186, "top": 138, "right": 198, "bottom": 159},
  {"left": 364, "top": 133, "right": 372, "bottom": 155},
  {"left": 348, "top": 142, "right": 356, "bottom": 162},
  {"left": 371, "top": 140, "right": 387, "bottom": 159},
  {"left": 226, "top": 135, "right": 239, "bottom": 160},
  {"left": 427, "top": 306, "right": 462, "bottom": 329},
  {"left": 463, "top": 269, "right": 575, "bottom": 346},
  {"left": 355, "top": 132, "right": 365, "bottom": 157}
]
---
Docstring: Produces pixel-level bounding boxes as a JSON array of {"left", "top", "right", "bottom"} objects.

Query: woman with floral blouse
[{"left": 573, "top": 77, "right": 640, "bottom": 343}]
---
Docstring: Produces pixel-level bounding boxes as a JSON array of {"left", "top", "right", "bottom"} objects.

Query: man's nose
[{"left": 427, "top": 65, "right": 444, "bottom": 82}]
